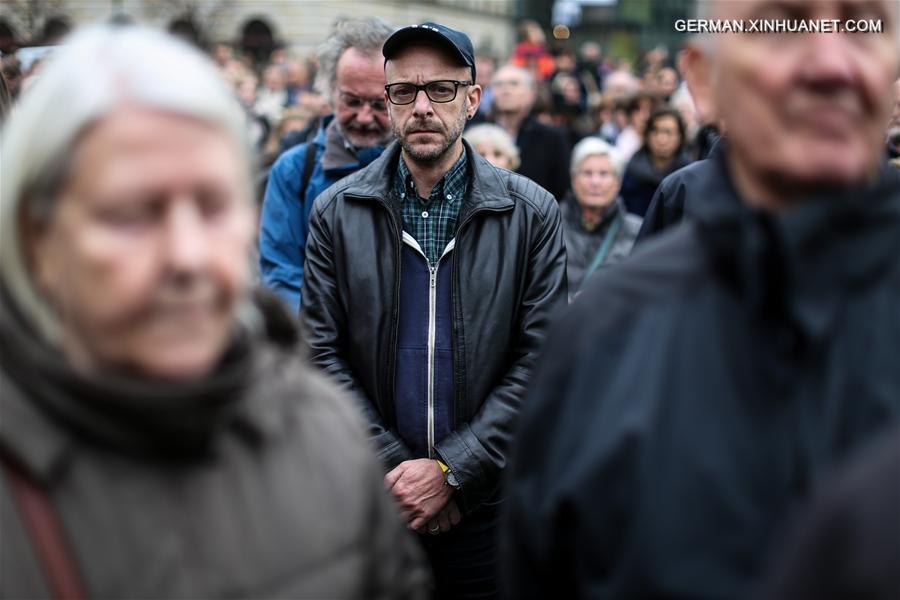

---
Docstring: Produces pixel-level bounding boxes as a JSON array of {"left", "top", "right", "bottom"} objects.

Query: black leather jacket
[{"left": 300, "top": 141, "right": 567, "bottom": 514}]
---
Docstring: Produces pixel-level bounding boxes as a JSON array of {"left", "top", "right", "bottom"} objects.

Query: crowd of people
[{"left": 1, "top": 0, "right": 900, "bottom": 599}]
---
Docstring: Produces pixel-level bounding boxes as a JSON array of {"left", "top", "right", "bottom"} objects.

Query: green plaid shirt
[{"left": 394, "top": 149, "right": 468, "bottom": 265}]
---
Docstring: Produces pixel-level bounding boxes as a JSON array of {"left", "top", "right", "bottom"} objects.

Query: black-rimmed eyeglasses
[{"left": 385, "top": 80, "right": 473, "bottom": 105}]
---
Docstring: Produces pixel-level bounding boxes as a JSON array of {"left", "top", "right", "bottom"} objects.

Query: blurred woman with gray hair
[
  {"left": 561, "top": 136, "right": 642, "bottom": 298},
  {"left": 0, "top": 25, "right": 426, "bottom": 599},
  {"left": 463, "top": 123, "right": 521, "bottom": 170}
]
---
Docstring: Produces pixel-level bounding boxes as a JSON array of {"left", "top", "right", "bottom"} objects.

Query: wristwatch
[{"left": 436, "top": 459, "right": 461, "bottom": 489}]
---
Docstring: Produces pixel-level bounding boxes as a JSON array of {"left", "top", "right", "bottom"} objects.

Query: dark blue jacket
[
  {"left": 258, "top": 116, "right": 384, "bottom": 313},
  {"left": 636, "top": 138, "right": 729, "bottom": 241},
  {"left": 395, "top": 233, "right": 455, "bottom": 458},
  {"left": 620, "top": 148, "right": 692, "bottom": 217}
]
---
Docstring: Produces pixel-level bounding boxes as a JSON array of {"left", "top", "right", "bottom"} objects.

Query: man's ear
[
  {"left": 680, "top": 43, "right": 718, "bottom": 126},
  {"left": 467, "top": 83, "right": 482, "bottom": 119}
]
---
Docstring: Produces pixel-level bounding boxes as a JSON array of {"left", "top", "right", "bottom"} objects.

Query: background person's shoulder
[{"left": 573, "top": 222, "right": 711, "bottom": 329}]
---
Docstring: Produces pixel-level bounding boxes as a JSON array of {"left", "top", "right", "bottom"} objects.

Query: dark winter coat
[
  {"left": 514, "top": 116, "right": 572, "bottom": 202},
  {"left": 259, "top": 115, "right": 386, "bottom": 313},
  {"left": 637, "top": 138, "right": 730, "bottom": 240},
  {"left": 758, "top": 428, "right": 900, "bottom": 600},
  {"left": 503, "top": 164, "right": 900, "bottom": 599},
  {"left": 559, "top": 193, "right": 641, "bottom": 295},
  {"left": 620, "top": 147, "right": 692, "bottom": 217},
  {"left": 0, "top": 289, "right": 428, "bottom": 600}
]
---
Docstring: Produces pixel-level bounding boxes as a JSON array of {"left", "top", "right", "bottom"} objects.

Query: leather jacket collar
[{"left": 339, "top": 139, "right": 515, "bottom": 219}]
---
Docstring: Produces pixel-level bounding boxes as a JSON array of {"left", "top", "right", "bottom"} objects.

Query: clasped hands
[{"left": 385, "top": 458, "right": 461, "bottom": 535}]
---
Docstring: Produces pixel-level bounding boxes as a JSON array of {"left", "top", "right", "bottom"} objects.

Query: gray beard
[
  {"left": 336, "top": 121, "right": 394, "bottom": 149},
  {"left": 346, "top": 130, "right": 394, "bottom": 149}
]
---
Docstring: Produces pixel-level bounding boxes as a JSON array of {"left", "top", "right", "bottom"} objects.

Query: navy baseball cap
[{"left": 382, "top": 22, "right": 476, "bottom": 81}]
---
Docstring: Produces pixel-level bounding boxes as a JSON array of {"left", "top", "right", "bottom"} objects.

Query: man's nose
[
  {"left": 355, "top": 103, "right": 375, "bottom": 124},
  {"left": 412, "top": 88, "right": 434, "bottom": 117},
  {"left": 799, "top": 33, "right": 857, "bottom": 92}
]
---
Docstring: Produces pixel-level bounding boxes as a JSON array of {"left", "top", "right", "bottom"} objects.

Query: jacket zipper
[
  {"left": 428, "top": 246, "right": 455, "bottom": 457},
  {"left": 349, "top": 191, "right": 511, "bottom": 437},
  {"left": 427, "top": 262, "right": 437, "bottom": 458},
  {"left": 402, "top": 234, "right": 453, "bottom": 458}
]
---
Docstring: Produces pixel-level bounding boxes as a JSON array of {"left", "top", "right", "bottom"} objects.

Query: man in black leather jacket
[{"left": 300, "top": 22, "right": 566, "bottom": 600}]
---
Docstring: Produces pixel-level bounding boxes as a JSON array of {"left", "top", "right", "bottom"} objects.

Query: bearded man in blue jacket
[{"left": 259, "top": 17, "right": 394, "bottom": 313}]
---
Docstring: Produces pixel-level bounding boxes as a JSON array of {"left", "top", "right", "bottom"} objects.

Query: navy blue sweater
[{"left": 394, "top": 234, "right": 455, "bottom": 458}]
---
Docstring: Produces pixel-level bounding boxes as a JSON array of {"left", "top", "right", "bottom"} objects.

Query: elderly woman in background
[
  {"left": 463, "top": 123, "right": 521, "bottom": 171},
  {"left": 561, "top": 137, "right": 642, "bottom": 299},
  {"left": 620, "top": 106, "right": 692, "bottom": 216},
  {"left": 0, "top": 26, "right": 426, "bottom": 599}
]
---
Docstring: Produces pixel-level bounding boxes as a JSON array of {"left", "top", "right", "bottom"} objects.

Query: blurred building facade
[
  {"left": 0, "top": 0, "right": 518, "bottom": 57},
  {"left": 529, "top": 0, "right": 696, "bottom": 61}
]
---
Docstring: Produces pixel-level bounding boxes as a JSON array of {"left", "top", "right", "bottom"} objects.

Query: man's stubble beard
[{"left": 393, "top": 104, "right": 468, "bottom": 164}]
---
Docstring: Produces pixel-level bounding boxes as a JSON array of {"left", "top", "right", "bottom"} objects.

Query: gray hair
[
  {"left": 602, "top": 69, "right": 640, "bottom": 97},
  {"left": 463, "top": 124, "right": 521, "bottom": 170},
  {"left": 492, "top": 63, "right": 535, "bottom": 90},
  {"left": 315, "top": 16, "right": 394, "bottom": 102},
  {"left": 570, "top": 137, "right": 623, "bottom": 178},
  {"left": 0, "top": 24, "right": 252, "bottom": 343}
]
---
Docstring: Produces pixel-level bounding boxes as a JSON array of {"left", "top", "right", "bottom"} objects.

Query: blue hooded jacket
[{"left": 259, "top": 115, "right": 385, "bottom": 313}]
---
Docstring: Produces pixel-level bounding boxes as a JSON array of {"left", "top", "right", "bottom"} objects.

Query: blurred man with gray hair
[
  {"left": 490, "top": 63, "right": 571, "bottom": 201},
  {"left": 259, "top": 17, "right": 394, "bottom": 313},
  {"left": 504, "top": 0, "right": 900, "bottom": 597}
]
